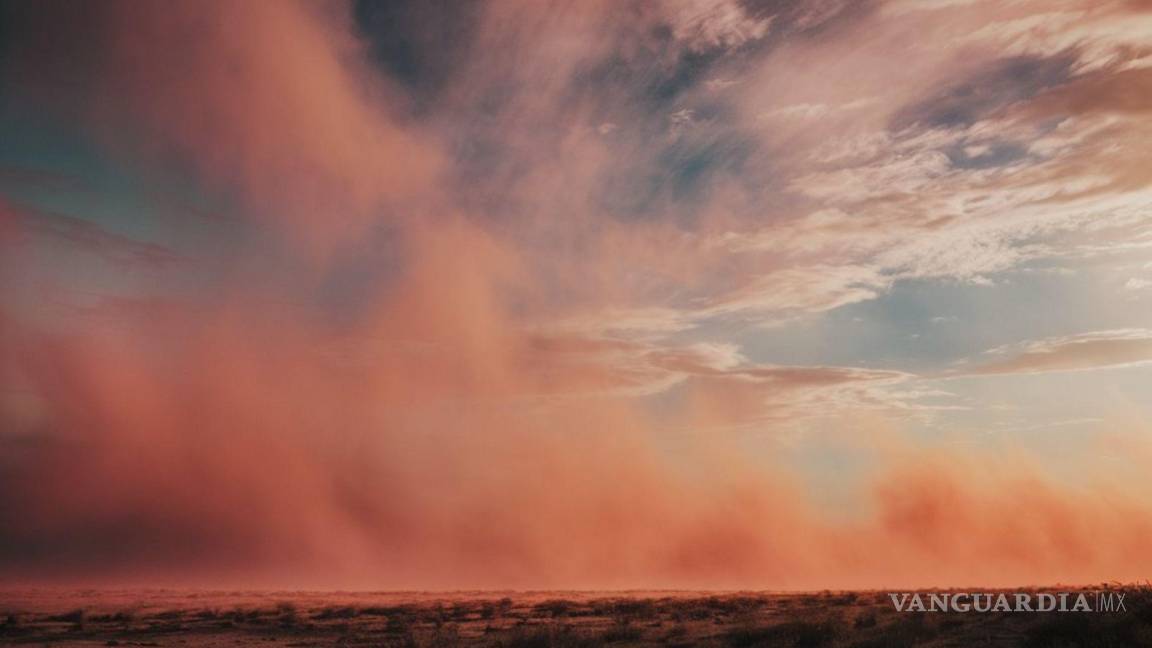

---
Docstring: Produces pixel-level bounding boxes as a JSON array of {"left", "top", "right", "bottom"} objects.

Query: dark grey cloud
[
  {"left": 943, "top": 140, "right": 1029, "bottom": 170},
  {"left": 601, "top": 132, "right": 754, "bottom": 226},
  {"left": 353, "top": 0, "right": 484, "bottom": 112},
  {"left": 892, "top": 54, "right": 1076, "bottom": 131},
  {"left": 740, "top": 0, "right": 877, "bottom": 39}
]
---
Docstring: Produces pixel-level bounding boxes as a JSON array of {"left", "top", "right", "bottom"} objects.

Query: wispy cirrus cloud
[{"left": 956, "top": 329, "right": 1152, "bottom": 376}]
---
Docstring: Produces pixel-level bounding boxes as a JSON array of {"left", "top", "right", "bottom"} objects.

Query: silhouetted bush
[
  {"left": 725, "top": 620, "right": 837, "bottom": 648},
  {"left": 315, "top": 606, "right": 358, "bottom": 620},
  {"left": 853, "top": 611, "right": 876, "bottom": 629},
  {"left": 600, "top": 619, "right": 644, "bottom": 643},
  {"left": 48, "top": 609, "right": 86, "bottom": 624},
  {"left": 500, "top": 624, "right": 598, "bottom": 648},
  {"left": 1023, "top": 613, "right": 1138, "bottom": 648}
]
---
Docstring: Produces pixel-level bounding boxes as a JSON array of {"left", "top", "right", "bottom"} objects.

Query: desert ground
[{"left": 1, "top": 587, "right": 1149, "bottom": 647}]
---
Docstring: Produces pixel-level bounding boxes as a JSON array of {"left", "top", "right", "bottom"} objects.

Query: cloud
[
  {"left": 890, "top": 54, "right": 1076, "bottom": 130},
  {"left": 959, "top": 329, "right": 1152, "bottom": 376},
  {"left": 701, "top": 264, "right": 888, "bottom": 323},
  {"left": 958, "top": 1, "right": 1152, "bottom": 73},
  {"left": 681, "top": 0, "right": 1152, "bottom": 326},
  {"left": 665, "top": 0, "right": 773, "bottom": 51},
  {"left": 2, "top": 201, "right": 177, "bottom": 271},
  {"left": 517, "top": 333, "right": 918, "bottom": 419}
]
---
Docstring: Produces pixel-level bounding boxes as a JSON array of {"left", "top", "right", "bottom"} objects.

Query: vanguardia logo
[{"left": 888, "top": 592, "right": 1127, "bottom": 613}]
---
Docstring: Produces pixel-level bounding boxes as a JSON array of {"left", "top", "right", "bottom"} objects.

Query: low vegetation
[{"left": 0, "top": 585, "right": 1149, "bottom": 647}]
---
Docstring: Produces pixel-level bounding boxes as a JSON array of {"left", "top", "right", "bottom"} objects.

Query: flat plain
[{"left": 2, "top": 587, "right": 1149, "bottom": 647}]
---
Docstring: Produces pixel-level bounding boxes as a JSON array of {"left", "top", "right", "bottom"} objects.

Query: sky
[{"left": 1, "top": 0, "right": 1151, "bottom": 590}]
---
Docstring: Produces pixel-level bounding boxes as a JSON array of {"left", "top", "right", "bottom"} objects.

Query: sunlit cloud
[{"left": 957, "top": 329, "right": 1152, "bottom": 376}]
